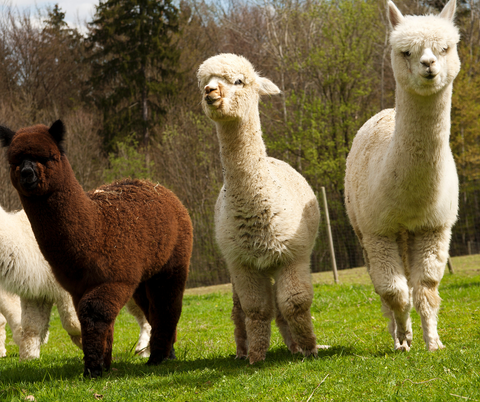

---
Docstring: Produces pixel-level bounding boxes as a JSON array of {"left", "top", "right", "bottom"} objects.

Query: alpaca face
[
  {"left": 2, "top": 122, "right": 66, "bottom": 197},
  {"left": 197, "top": 53, "right": 280, "bottom": 122},
  {"left": 391, "top": 27, "right": 460, "bottom": 96},
  {"left": 388, "top": 0, "right": 460, "bottom": 97},
  {"left": 201, "top": 75, "right": 256, "bottom": 122}
]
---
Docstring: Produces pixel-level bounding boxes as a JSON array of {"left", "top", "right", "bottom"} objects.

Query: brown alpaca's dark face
[{"left": 0, "top": 121, "right": 66, "bottom": 197}]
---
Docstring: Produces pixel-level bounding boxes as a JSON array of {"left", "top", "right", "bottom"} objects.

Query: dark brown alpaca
[{"left": 0, "top": 121, "right": 193, "bottom": 378}]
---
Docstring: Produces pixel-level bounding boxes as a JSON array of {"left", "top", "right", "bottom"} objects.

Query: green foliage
[
  {"left": 259, "top": 0, "right": 383, "bottom": 270},
  {"left": 0, "top": 256, "right": 479, "bottom": 401},
  {"left": 152, "top": 110, "right": 228, "bottom": 287},
  {"left": 44, "top": 4, "right": 68, "bottom": 31},
  {"left": 103, "top": 135, "right": 153, "bottom": 183},
  {"left": 448, "top": 6, "right": 480, "bottom": 255},
  {"left": 87, "top": 0, "right": 182, "bottom": 149},
  {"left": 264, "top": 0, "right": 381, "bottom": 191}
]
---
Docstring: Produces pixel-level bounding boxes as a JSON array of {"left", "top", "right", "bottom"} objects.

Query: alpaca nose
[
  {"left": 420, "top": 48, "right": 437, "bottom": 68},
  {"left": 20, "top": 160, "right": 37, "bottom": 184},
  {"left": 204, "top": 85, "right": 217, "bottom": 95}
]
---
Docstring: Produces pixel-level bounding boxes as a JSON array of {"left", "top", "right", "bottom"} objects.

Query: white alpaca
[
  {"left": 0, "top": 286, "right": 22, "bottom": 357},
  {"left": 0, "top": 206, "right": 151, "bottom": 359},
  {"left": 197, "top": 54, "right": 320, "bottom": 363},
  {"left": 344, "top": 0, "right": 460, "bottom": 351}
]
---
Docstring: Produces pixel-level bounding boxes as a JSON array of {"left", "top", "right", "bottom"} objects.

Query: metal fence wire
[{"left": 313, "top": 184, "right": 480, "bottom": 276}]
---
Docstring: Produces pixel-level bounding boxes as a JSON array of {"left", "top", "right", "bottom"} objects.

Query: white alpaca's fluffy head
[
  {"left": 388, "top": 0, "right": 460, "bottom": 96},
  {"left": 197, "top": 53, "right": 280, "bottom": 122}
]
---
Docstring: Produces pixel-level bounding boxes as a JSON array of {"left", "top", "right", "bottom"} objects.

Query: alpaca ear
[
  {"left": 0, "top": 126, "right": 15, "bottom": 148},
  {"left": 387, "top": 1, "right": 404, "bottom": 29},
  {"left": 258, "top": 77, "right": 281, "bottom": 96},
  {"left": 48, "top": 120, "right": 66, "bottom": 154},
  {"left": 439, "top": 0, "right": 456, "bottom": 21}
]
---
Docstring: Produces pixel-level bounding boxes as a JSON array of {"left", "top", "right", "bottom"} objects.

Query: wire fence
[{"left": 312, "top": 183, "right": 480, "bottom": 279}]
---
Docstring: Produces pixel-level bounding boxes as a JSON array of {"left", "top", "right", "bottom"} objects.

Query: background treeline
[{"left": 1, "top": 0, "right": 479, "bottom": 287}]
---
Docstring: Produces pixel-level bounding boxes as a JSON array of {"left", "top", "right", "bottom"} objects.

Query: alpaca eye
[
  {"left": 441, "top": 47, "right": 448, "bottom": 53},
  {"left": 234, "top": 79, "right": 243, "bottom": 85},
  {"left": 402, "top": 51, "right": 411, "bottom": 57}
]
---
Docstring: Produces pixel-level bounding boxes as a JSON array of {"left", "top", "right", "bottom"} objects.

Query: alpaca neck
[
  {"left": 215, "top": 108, "right": 269, "bottom": 188},
  {"left": 393, "top": 84, "right": 452, "bottom": 155}
]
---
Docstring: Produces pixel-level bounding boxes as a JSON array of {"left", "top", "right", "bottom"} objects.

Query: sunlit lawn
[{"left": 0, "top": 255, "right": 479, "bottom": 401}]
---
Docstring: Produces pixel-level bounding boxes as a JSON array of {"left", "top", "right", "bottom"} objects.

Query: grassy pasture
[{"left": 0, "top": 255, "right": 479, "bottom": 401}]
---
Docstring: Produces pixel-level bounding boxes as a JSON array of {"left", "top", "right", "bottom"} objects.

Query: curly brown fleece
[{"left": 0, "top": 121, "right": 193, "bottom": 378}]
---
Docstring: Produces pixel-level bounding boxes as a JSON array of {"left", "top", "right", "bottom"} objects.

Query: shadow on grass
[
  {"left": 0, "top": 357, "right": 84, "bottom": 383},
  {"left": 0, "top": 345, "right": 356, "bottom": 385}
]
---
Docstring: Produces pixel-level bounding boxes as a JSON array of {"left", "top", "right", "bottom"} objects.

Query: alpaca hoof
[
  {"left": 288, "top": 343, "right": 302, "bottom": 354},
  {"left": 135, "top": 347, "right": 150, "bottom": 358},
  {"left": 302, "top": 347, "right": 318, "bottom": 358},
  {"left": 70, "top": 335, "right": 83, "bottom": 350},
  {"left": 19, "top": 350, "right": 40, "bottom": 361},
  {"left": 167, "top": 347, "right": 176, "bottom": 360},
  {"left": 235, "top": 346, "right": 248, "bottom": 359},
  {"left": 235, "top": 355, "right": 247, "bottom": 360},
  {"left": 248, "top": 354, "right": 266, "bottom": 364},
  {"left": 84, "top": 365, "right": 103, "bottom": 378},
  {"left": 394, "top": 341, "right": 410, "bottom": 352},
  {"left": 146, "top": 356, "right": 165, "bottom": 366},
  {"left": 428, "top": 339, "right": 445, "bottom": 351}
]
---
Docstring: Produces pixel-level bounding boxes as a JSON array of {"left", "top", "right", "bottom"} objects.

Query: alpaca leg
[
  {"left": 275, "top": 258, "right": 317, "bottom": 357},
  {"left": 77, "top": 282, "right": 133, "bottom": 378},
  {"left": 19, "top": 298, "right": 53, "bottom": 360},
  {"left": 273, "top": 282, "right": 300, "bottom": 354},
  {"left": 363, "top": 234, "right": 412, "bottom": 351},
  {"left": 143, "top": 267, "right": 187, "bottom": 366},
  {"left": 230, "top": 265, "right": 274, "bottom": 364},
  {"left": 125, "top": 298, "right": 151, "bottom": 357},
  {"left": 231, "top": 280, "right": 248, "bottom": 359},
  {"left": 408, "top": 227, "right": 450, "bottom": 351},
  {"left": 56, "top": 291, "right": 82, "bottom": 350},
  {"left": 103, "top": 323, "right": 115, "bottom": 370},
  {"left": 0, "top": 312, "right": 6, "bottom": 357},
  {"left": 380, "top": 295, "right": 412, "bottom": 350},
  {"left": 0, "top": 288, "right": 22, "bottom": 354}
]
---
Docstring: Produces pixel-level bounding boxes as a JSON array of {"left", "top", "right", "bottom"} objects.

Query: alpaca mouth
[
  {"left": 205, "top": 96, "right": 221, "bottom": 106},
  {"left": 423, "top": 72, "right": 437, "bottom": 80},
  {"left": 20, "top": 178, "right": 38, "bottom": 191},
  {"left": 19, "top": 161, "right": 39, "bottom": 191}
]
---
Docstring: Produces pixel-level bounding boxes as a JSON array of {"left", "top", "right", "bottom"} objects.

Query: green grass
[{"left": 1, "top": 256, "right": 479, "bottom": 401}]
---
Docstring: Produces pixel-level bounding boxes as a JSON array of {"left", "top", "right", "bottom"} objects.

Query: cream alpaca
[
  {"left": 0, "top": 206, "right": 151, "bottom": 359},
  {"left": 344, "top": 0, "right": 460, "bottom": 351},
  {"left": 0, "top": 286, "right": 22, "bottom": 357},
  {"left": 198, "top": 54, "right": 320, "bottom": 363}
]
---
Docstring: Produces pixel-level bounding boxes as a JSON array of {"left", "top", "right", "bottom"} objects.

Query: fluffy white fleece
[
  {"left": 198, "top": 53, "right": 320, "bottom": 364},
  {"left": 344, "top": 0, "right": 460, "bottom": 351}
]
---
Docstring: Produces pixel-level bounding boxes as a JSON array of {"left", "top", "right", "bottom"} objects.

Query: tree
[
  {"left": 87, "top": 0, "right": 181, "bottom": 150},
  {"left": 258, "top": 0, "right": 384, "bottom": 270},
  {"left": 0, "top": 4, "right": 85, "bottom": 121}
]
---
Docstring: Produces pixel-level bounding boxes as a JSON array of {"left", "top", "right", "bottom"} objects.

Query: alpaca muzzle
[
  {"left": 19, "top": 160, "right": 38, "bottom": 190},
  {"left": 204, "top": 83, "right": 222, "bottom": 105}
]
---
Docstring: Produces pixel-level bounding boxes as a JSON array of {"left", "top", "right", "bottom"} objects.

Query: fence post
[
  {"left": 321, "top": 186, "right": 339, "bottom": 284},
  {"left": 447, "top": 257, "right": 454, "bottom": 274}
]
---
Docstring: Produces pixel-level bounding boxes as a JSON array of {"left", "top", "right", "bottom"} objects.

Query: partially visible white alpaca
[
  {"left": 125, "top": 298, "right": 151, "bottom": 357},
  {"left": 197, "top": 54, "right": 320, "bottom": 364},
  {"left": 344, "top": 0, "right": 460, "bottom": 351},
  {"left": 0, "top": 205, "right": 151, "bottom": 359},
  {"left": 0, "top": 286, "right": 22, "bottom": 357}
]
